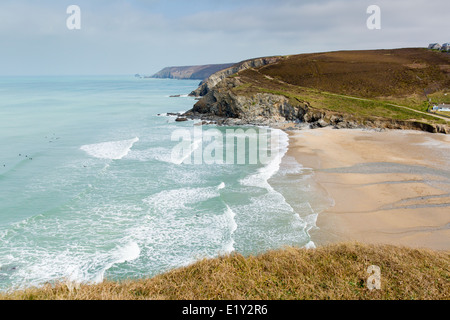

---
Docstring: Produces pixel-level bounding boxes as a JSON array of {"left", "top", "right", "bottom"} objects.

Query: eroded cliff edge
[
  {"left": 189, "top": 56, "right": 282, "bottom": 97},
  {"left": 184, "top": 49, "right": 450, "bottom": 134}
]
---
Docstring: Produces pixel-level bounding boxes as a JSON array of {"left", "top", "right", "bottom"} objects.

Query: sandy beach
[{"left": 287, "top": 127, "right": 450, "bottom": 251}]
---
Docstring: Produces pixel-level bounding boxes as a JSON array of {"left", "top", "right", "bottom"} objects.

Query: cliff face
[
  {"left": 186, "top": 77, "right": 308, "bottom": 125},
  {"left": 151, "top": 63, "right": 235, "bottom": 80},
  {"left": 189, "top": 56, "right": 282, "bottom": 97},
  {"left": 184, "top": 49, "right": 450, "bottom": 134},
  {"left": 185, "top": 77, "right": 449, "bottom": 134}
]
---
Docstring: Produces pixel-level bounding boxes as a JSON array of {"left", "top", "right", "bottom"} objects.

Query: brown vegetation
[
  {"left": 260, "top": 48, "right": 450, "bottom": 100},
  {"left": 1, "top": 242, "right": 448, "bottom": 300},
  {"left": 205, "top": 48, "right": 450, "bottom": 130}
]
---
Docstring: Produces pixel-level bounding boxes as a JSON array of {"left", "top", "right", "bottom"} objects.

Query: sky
[{"left": 0, "top": 0, "right": 448, "bottom": 76}]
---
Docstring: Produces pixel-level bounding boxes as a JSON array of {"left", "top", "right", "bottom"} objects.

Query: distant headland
[{"left": 144, "top": 63, "right": 236, "bottom": 81}]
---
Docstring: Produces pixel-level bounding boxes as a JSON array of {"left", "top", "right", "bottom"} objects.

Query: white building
[
  {"left": 441, "top": 43, "right": 450, "bottom": 52},
  {"left": 428, "top": 43, "right": 442, "bottom": 50},
  {"left": 434, "top": 104, "right": 450, "bottom": 112}
]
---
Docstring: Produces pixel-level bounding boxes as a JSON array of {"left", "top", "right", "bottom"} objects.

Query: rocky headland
[
  {"left": 189, "top": 56, "right": 282, "bottom": 97},
  {"left": 183, "top": 48, "right": 450, "bottom": 134}
]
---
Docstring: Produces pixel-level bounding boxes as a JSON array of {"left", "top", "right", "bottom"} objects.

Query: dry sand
[{"left": 287, "top": 127, "right": 450, "bottom": 251}]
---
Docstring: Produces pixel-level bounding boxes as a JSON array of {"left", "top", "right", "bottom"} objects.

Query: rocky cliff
[
  {"left": 184, "top": 77, "right": 449, "bottom": 134},
  {"left": 189, "top": 56, "right": 282, "bottom": 97},
  {"left": 186, "top": 77, "right": 307, "bottom": 125},
  {"left": 183, "top": 49, "right": 450, "bottom": 134}
]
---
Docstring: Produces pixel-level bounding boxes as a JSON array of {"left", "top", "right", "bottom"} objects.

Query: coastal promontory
[
  {"left": 185, "top": 48, "right": 450, "bottom": 133},
  {"left": 150, "top": 63, "right": 235, "bottom": 81}
]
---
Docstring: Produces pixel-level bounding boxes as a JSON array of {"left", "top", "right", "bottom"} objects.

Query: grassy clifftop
[
  {"left": 238, "top": 48, "right": 449, "bottom": 120},
  {"left": 190, "top": 48, "right": 449, "bottom": 131},
  {"left": 1, "top": 243, "right": 448, "bottom": 300},
  {"left": 260, "top": 48, "right": 449, "bottom": 100}
]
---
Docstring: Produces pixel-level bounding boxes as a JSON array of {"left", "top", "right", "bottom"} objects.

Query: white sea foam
[
  {"left": 126, "top": 146, "right": 197, "bottom": 166},
  {"left": 224, "top": 205, "right": 238, "bottom": 253},
  {"left": 238, "top": 128, "right": 320, "bottom": 249},
  {"left": 304, "top": 241, "right": 316, "bottom": 249},
  {"left": 222, "top": 240, "right": 235, "bottom": 254},
  {"left": 114, "top": 241, "right": 141, "bottom": 264},
  {"left": 80, "top": 137, "right": 139, "bottom": 160},
  {"left": 227, "top": 207, "right": 238, "bottom": 233},
  {"left": 93, "top": 241, "right": 141, "bottom": 283},
  {"left": 66, "top": 241, "right": 142, "bottom": 285},
  {"left": 238, "top": 129, "right": 307, "bottom": 243},
  {"left": 240, "top": 129, "right": 289, "bottom": 191},
  {"left": 6, "top": 239, "right": 142, "bottom": 289},
  {"left": 126, "top": 147, "right": 172, "bottom": 163},
  {"left": 278, "top": 156, "right": 308, "bottom": 176},
  {"left": 143, "top": 185, "right": 221, "bottom": 212}
]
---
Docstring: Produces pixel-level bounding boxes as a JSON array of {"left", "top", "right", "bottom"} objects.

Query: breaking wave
[{"left": 81, "top": 137, "right": 139, "bottom": 160}]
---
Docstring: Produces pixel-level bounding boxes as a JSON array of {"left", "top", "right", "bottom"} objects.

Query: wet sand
[{"left": 287, "top": 127, "right": 450, "bottom": 250}]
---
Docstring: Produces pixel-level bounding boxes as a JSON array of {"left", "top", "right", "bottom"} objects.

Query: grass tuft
[{"left": 1, "top": 242, "right": 448, "bottom": 300}]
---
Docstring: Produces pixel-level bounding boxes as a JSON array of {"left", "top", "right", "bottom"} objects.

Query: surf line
[
  {"left": 217, "top": 182, "right": 238, "bottom": 254},
  {"left": 80, "top": 137, "right": 139, "bottom": 160}
]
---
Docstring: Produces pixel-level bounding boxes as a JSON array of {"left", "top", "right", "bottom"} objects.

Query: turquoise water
[{"left": 0, "top": 76, "right": 322, "bottom": 291}]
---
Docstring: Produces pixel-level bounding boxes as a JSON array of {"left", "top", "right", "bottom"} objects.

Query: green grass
[
  {"left": 223, "top": 48, "right": 450, "bottom": 126},
  {"left": 254, "top": 85, "right": 446, "bottom": 124},
  {"left": 428, "top": 90, "right": 450, "bottom": 105},
  {"left": 435, "top": 111, "right": 450, "bottom": 119},
  {"left": 234, "top": 83, "right": 253, "bottom": 91}
]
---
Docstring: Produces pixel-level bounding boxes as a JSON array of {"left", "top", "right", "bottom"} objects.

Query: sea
[{"left": 0, "top": 76, "right": 329, "bottom": 291}]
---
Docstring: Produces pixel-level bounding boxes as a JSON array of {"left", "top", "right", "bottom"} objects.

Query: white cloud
[{"left": 0, "top": 0, "right": 448, "bottom": 75}]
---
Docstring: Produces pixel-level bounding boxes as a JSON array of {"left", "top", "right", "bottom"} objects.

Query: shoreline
[
  {"left": 167, "top": 112, "right": 449, "bottom": 251},
  {"left": 285, "top": 127, "right": 450, "bottom": 251}
]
